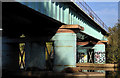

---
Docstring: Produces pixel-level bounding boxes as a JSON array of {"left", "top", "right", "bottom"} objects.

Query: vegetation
[{"left": 106, "top": 22, "right": 120, "bottom": 64}]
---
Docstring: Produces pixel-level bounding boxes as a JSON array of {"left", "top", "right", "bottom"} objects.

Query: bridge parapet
[{"left": 74, "top": 1, "right": 108, "bottom": 32}]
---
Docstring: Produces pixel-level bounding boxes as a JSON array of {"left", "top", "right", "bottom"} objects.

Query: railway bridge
[{"left": 2, "top": 1, "right": 108, "bottom": 72}]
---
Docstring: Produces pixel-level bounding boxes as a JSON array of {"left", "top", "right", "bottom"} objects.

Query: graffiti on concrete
[
  {"left": 94, "top": 51, "right": 105, "bottom": 63},
  {"left": 19, "top": 43, "right": 25, "bottom": 69},
  {"left": 78, "top": 53, "right": 87, "bottom": 63}
]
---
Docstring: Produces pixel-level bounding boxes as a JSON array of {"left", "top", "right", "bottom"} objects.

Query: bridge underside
[
  {"left": 3, "top": 2, "right": 63, "bottom": 72},
  {"left": 3, "top": 2, "right": 63, "bottom": 39},
  {"left": 2, "top": 2, "right": 106, "bottom": 74}
]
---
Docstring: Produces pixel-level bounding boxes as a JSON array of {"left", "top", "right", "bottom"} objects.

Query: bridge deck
[{"left": 18, "top": 2, "right": 108, "bottom": 40}]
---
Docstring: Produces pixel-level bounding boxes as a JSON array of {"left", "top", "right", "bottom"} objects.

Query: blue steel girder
[{"left": 17, "top": 1, "right": 107, "bottom": 41}]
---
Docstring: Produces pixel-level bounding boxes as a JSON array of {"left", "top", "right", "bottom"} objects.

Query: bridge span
[{"left": 2, "top": 1, "right": 108, "bottom": 72}]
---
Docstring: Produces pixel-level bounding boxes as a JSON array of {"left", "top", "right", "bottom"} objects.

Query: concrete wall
[
  {"left": 94, "top": 44, "right": 105, "bottom": 64},
  {"left": 2, "top": 36, "right": 46, "bottom": 71},
  {"left": 52, "top": 33, "right": 76, "bottom": 72},
  {"left": 0, "top": 36, "right": 2, "bottom": 76},
  {"left": 77, "top": 49, "right": 87, "bottom": 63},
  {"left": 2, "top": 37, "right": 19, "bottom": 71},
  {"left": 25, "top": 42, "right": 46, "bottom": 70}
]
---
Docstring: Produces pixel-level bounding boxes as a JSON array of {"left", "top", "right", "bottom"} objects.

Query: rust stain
[
  {"left": 60, "top": 25, "right": 84, "bottom": 31},
  {"left": 55, "top": 46, "right": 73, "bottom": 47},
  {"left": 77, "top": 41, "right": 105, "bottom": 45}
]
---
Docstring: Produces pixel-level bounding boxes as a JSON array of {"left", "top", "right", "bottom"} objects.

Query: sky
[
  {"left": 118, "top": 1, "right": 120, "bottom": 19},
  {"left": 86, "top": 2, "right": 118, "bottom": 28}
]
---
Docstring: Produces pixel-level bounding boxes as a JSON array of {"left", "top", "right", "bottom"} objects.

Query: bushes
[{"left": 106, "top": 23, "right": 120, "bottom": 64}]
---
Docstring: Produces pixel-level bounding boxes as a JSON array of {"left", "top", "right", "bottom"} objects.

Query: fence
[{"left": 75, "top": 0, "right": 108, "bottom": 31}]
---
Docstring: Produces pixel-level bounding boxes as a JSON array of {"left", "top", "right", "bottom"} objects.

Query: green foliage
[{"left": 106, "top": 23, "right": 120, "bottom": 64}]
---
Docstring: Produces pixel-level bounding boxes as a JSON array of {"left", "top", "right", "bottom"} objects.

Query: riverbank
[{"left": 76, "top": 63, "right": 118, "bottom": 68}]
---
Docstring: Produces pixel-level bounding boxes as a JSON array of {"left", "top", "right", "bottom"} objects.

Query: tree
[{"left": 106, "top": 23, "right": 120, "bottom": 64}]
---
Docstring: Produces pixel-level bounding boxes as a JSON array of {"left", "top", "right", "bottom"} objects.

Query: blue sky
[
  {"left": 86, "top": 2, "right": 118, "bottom": 28},
  {"left": 118, "top": 1, "right": 120, "bottom": 19}
]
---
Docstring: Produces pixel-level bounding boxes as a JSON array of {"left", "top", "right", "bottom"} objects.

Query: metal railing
[{"left": 75, "top": 1, "right": 108, "bottom": 32}]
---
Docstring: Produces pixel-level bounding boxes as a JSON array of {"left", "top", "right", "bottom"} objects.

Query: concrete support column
[
  {"left": 52, "top": 33, "right": 76, "bottom": 72},
  {"left": 2, "top": 37, "right": 19, "bottom": 71},
  {"left": 51, "top": 25, "right": 83, "bottom": 72},
  {"left": 94, "top": 43, "right": 106, "bottom": 64},
  {"left": 25, "top": 41, "right": 46, "bottom": 70}
]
